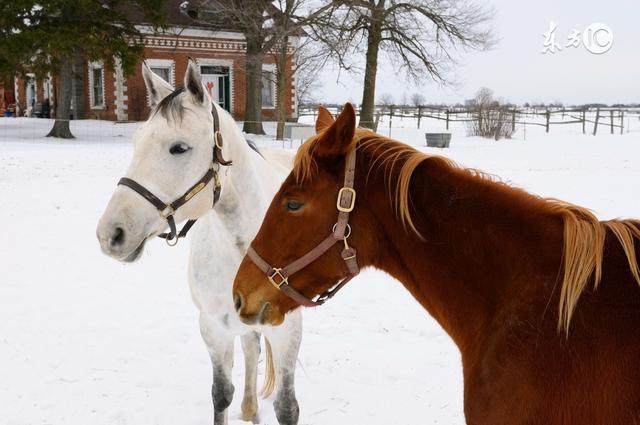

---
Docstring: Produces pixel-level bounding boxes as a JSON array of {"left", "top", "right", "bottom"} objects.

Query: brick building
[{"left": 13, "top": 1, "right": 298, "bottom": 122}]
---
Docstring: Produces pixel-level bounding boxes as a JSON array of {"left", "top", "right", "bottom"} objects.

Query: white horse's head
[{"left": 97, "top": 60, "right": 218, "bottom": 262}]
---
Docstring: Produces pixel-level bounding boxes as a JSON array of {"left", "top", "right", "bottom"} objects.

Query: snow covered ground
[{"left": 1, "top": 116, "right": 639, "bottom": 425}]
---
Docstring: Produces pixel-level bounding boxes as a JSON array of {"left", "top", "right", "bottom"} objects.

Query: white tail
[{"left": 260, "top": 337, "right": 276, "bottom": 398}]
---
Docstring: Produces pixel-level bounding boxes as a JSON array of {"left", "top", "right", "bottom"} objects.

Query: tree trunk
[
  {"left": 47, "top": 55, "right": 74, "bottom": 139},
  {"left": 72, "top": 52, "right": 85, "bottom": 120},
  {"left": 275, "top": 37, "right": 288, "bottom": 140},
  {"left": 242, "top": 34, "right": 265, "bottom": 135},
  {"left": 359, "top": 22, "right": 382, "bottom": 130}
]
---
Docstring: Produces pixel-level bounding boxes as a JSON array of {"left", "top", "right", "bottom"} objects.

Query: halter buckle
[
  {"left": 336, "top": 187, "right": 356, "bottom": 212},
  {"left": 268, "top": 268, "right": 288, "bottom": 289},
  {"left": 215, "top": 131, "right": 224, "bottom": 149},
  {"left": 160, "top": 206, "right": 175, "bottom": 218}
]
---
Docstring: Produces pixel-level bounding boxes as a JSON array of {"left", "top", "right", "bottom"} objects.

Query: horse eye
[
  {"left": 169, "top": 143, "right": 191, "bottom": 155},
  {"left": 285, "top": 200, "right": 303, "bottom": 212}
]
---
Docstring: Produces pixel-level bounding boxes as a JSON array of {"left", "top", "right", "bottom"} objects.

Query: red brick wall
[
  {"left": 123, "top": 36, "right": 297, "bottom": 122},
  {"left": 0, "top": 84, "right": 5, "bottom": 115},
  {"left": 11, "top": 32, "right": 297, "bottom": 123}
]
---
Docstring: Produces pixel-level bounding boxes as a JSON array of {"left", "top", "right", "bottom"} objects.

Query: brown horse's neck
[{"left": 356, "top": 153, "right": 565, "bottom": 350}]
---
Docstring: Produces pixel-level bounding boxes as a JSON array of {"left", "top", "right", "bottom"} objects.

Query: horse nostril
[
  {"left": 109, "top": 227, "right": 125, "bottom": 248},
  {"left": 234, "top": 292, "right": 243, "bottom": 312}
]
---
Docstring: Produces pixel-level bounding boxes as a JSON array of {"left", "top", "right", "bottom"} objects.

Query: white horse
[{"left": 96, "top": 60, "right": 302, "bottom": 425}]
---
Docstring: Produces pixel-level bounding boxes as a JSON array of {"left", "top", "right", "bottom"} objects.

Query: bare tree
[
  {"left": 293, "top": 40, "right": 324, "bottom": 106},
  {"left": 309, "top": 0, "right": 495, "bottom": 129},
  {"left": 267, "top": 35, "right": 327, "bottom": 139},
  {"left": 411, "top": 92, "right": 425, "bottom": 106},
  {"left": 473, "top": 87, "right": 493, "bottom": 107},
  {"left": 467, "top": 87, "right": 514, "bottom": 140},
  {"left": 378, "top": 92, "right": 394, "bottom": 105},
  {"left": 185, "top": 0, "right": 336, "bottom": 135}
]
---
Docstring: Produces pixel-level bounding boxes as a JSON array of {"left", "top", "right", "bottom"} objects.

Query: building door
[{"left": 200, "top": 65, "right": 230, "bottom": 112}]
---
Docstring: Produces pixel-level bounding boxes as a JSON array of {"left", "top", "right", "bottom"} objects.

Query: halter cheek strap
[
  {"left": 246, "top": 148, "right": 359, "bottom": 307},
  {"left": 117, "top": 105, "right": 231, "bottom": 246}
]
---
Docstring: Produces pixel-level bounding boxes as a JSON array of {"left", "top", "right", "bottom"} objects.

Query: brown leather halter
[
  {"left": 117, "top": 105, "right": 232, "bottom": 246},
  {"left": 246, "top": 148, "right": 360, "bottom": 307}
]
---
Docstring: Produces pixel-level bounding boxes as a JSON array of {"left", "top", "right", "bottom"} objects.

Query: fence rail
[{"left": 298, "top": 105, "right": 640, "bottom": 136}]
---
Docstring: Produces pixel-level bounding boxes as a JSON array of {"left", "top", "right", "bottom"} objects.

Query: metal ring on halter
[
  {"left": 160, "top": 206, "right": 174, "bottom": 219},
  {"left": 332, "top": 223, "right": 352, "bottom": 239},
  {"left": 165, "top": 236, "right": 179, "bottom": 247}
]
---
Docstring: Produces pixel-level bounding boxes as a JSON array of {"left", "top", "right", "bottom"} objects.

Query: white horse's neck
[{"left": 206, "top": 106, "right": 282, "bottom": 239}]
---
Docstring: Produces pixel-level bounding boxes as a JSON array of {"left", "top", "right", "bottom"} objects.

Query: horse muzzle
[
  {"left": 96, "top": 219, "right": 148, "bottom": 263},
  {"left": 233, "top": 291, "right": 284, "bottom": 326}
]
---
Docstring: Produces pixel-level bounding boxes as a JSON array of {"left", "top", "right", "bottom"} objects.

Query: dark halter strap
[
  {"left": 117, "top": 104, "right": 232, "bottom": 246},
  {"left": 246, "top": 148, "right": 359, "bottom": 307}
]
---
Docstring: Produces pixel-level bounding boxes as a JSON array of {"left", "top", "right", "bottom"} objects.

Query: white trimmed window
[
  {"left": 89, "top": 62, "right": 105, "bottom": 108},
  {"left": 261, "top": 64, "right": 276, "bottom": 108},
  {"left": 146, "top": 59, "right": 175, "bottom": 85}
]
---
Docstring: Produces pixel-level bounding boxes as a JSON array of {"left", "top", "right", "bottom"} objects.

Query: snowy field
[{"left": 1, "top": 116, "right": 639, "bottom": 425}]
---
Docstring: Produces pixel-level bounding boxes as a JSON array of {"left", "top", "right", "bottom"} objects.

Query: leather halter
[
  {"left": 117, "top": 105, "right": 232, "bottom": 246},
  {"left": 246, "top": 148, "right": 360, "bottom": 307}
]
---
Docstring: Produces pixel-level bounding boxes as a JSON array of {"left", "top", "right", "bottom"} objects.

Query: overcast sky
[{"left": 316, "top": 0, "right": 639, "bottom": 105}]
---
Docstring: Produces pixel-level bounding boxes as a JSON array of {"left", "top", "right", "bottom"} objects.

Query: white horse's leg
[
  {"left": 200, "top": 313, "right": 235, "bottom": 425},
  {"left": 240, "top": 331, "right": 260, "bottom": 423},
  {"left": 263, "top": 310, "right": 303, "bottom": 425}
]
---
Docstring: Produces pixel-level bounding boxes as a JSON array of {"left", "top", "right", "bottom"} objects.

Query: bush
[{"left": 466, "top": 88, "right": 516, "bottom": 140}]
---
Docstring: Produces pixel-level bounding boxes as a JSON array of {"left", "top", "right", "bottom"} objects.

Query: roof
[
  {"left": 125, "top": 0, "right": 237, "bottom": 31},
  {"left": 125, "top": 0, "right": 305, "bottom": 35}
]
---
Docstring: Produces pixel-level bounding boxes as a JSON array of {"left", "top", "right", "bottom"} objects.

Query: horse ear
[
  {"left": 184, "top": 59, "right": 210, "bottom": 105},
  {"left": 315, "top": 106, "right": 335, "bottom": 133},
  {"left": 142, "top": 62, "right": 174, "bottom": 108},
  {"left": 314, "top": 103, "right": 357, "bottom": 158}
]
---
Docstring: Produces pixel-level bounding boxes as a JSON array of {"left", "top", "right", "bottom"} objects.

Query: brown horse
[{"left": 233, "top": 103, "right": 640, "bottom": 424}]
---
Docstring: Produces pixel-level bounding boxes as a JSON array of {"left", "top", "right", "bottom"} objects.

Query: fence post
[
  {"left": 417, "top": 106, "right": 422, "bottom": 129},
  {"left": 593, "top": 107, "right": 600, "bottom": 135},
  {"left": 389, "top": 105, "right": 394, "bottom": 137},
  {"left": 620, "top": 110, "right": 624, "bottom": 135},
  {"left": 512, "top": 109, "right": 516, "bottom": 132},
  {"left": 545, "top": 109, "right": 550, "bottom": 133},
  {"left": 446, "top": 109, "right": 450, "bottom": 130},
  {"left": 582, "top": 109, "right": 586, "bottom": 134},
  {"left": 610, "top": 110, "right": 614, "bottom": 134}
]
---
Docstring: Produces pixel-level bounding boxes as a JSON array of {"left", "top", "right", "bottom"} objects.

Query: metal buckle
[
  {"left": 342, "top": 252, "right": 356, "bottom": 260},
  {"left": 214, "top": 131, "right": 223, "bottom": 149},
  {"left": 268, "top": 268, "right": 288, "bottom": 289},
  {"left": 160, "top": 206, "right": 174, "bottom": 218},
  {"left": 336, "top": 187, "right": 356, "bottom": 212}
]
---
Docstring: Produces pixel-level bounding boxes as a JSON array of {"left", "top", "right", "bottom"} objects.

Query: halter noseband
[
  {"left": 117, "top": 105, "right": 232, "bottom": 246},
  {"left": 246, "top": 148, "right": 360, "bottom": 307}
]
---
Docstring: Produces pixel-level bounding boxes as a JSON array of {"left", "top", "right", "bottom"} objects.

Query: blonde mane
[{"left": 294, "top": 129, "right": 640, "bottom": 333}]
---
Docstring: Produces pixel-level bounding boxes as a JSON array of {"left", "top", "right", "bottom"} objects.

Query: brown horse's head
[{"left": 233, "top": 103, "right": 373, "bottom": 325}]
